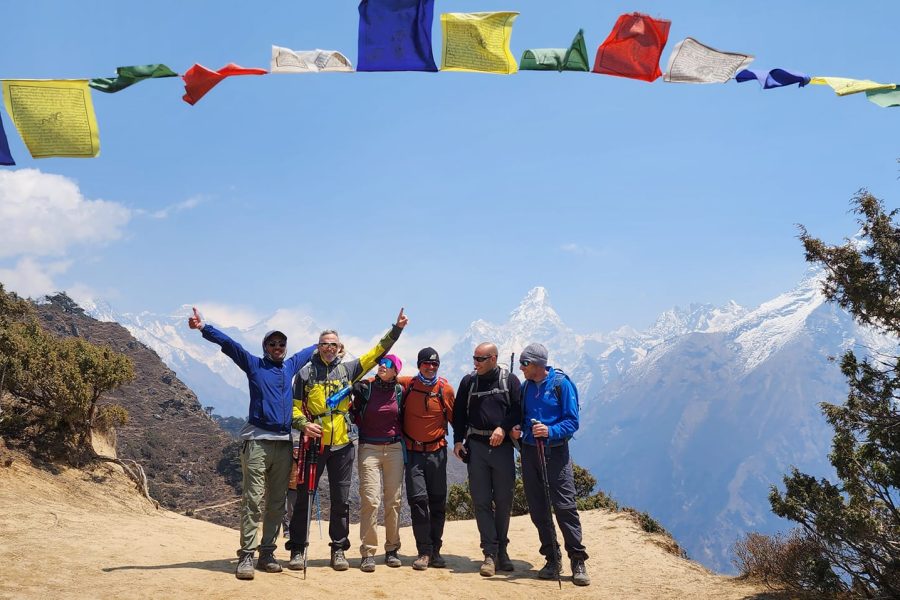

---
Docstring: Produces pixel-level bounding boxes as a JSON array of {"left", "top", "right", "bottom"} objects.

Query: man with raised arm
[
  {"left": 188, "top": 307, "right": 316, "bottom": 580},
  {"left": 452, "top": 342, "right": 521, "bottom": 577},
  {"left": 511, "top": 343, "right": 590, "bottom": 587},
  {"left": 286, "top": 308, "right": 407, "bottom": 572}
]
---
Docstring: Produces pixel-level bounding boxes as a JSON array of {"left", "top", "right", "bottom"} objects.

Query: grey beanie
[{"left": 520, "top": 343, "right": 548, "bottom": 367}]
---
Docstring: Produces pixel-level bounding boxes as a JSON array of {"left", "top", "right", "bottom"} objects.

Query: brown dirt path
[{"left": 0, "top": 456, "right": 772, "bottom": 600}]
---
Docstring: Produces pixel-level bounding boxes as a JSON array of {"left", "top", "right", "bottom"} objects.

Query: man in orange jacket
[{"left": 400, "top": 347, "right": 455, "bottom": 570}]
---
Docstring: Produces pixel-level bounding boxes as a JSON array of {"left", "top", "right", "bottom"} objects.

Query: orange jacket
[{"left": 399, "top": 375, "right": 455, "bottom": 452}]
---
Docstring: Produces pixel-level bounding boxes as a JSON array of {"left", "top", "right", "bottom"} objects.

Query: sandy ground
[{"left": 0, "top": 455, "right": 772, "bottom": 600}]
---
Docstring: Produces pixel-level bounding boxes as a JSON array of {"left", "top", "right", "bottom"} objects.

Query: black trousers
[
  {"left": 405, "top": 446, "right": 448, "bottom": 556},
  {"left": 286, "top": 442, "right": 354, "bottom": 552},
  {"left": 521, "top": 441, "right": 588, "bottom": 561},
  {"left": 467, "top": 439, "right": 515, "bottom": 557}
]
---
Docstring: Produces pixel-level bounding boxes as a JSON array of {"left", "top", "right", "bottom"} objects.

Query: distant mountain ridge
[{"left": 79, "top": 272, "right": 896, "bottom": 572}]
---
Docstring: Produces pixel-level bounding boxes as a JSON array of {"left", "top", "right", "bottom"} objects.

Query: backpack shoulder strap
[
  {"left": 436, "top": 377, "right": 449, "bottom": 423},
  {"left": 395, "top": 382, "right": 405, "bottom": 417}
]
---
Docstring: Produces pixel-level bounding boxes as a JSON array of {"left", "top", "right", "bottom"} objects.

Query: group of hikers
[{"left": 188, "top": 306, "right": 590, "bottom": 587}]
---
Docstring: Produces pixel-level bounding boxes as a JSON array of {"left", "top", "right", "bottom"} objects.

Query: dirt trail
[{"left": 0, "top": 456, "right": 771, "bottom": 600}]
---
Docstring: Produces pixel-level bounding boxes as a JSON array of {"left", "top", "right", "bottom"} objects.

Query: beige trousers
[{"left": 357, "top": 442, "right": 404, "bottom": 557}]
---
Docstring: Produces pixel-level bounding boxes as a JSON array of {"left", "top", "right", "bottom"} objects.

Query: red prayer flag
[
  {"left": 182, "top": 63, "right": 268, "bottom": 105},
  {"left": 592, "top": 13, "right": 671, "bottom": 82}
]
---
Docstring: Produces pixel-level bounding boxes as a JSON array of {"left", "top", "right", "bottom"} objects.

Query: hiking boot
[
  {"left": 256, "top": 551, "right": 282, "bottom": 573},
  {"left": 479, "top": 555, "right": 496, "bottom": 577},
  {"left": 360, "top": 556, "right": 376, "bottom": 572},
  {"left": 235, "top": 551, "right": 255, "bottom": 580},
  {"left": 430, "top": 552, "right": 446, "bottom": 568},
  {"left": 497, "top": 549, "right": 514, "bottom": 572},
  {"left": 385, "top": 549, "right": 402, "bottom": 568},
  {"left": 287, "top": 548, "right": 304, "bottom": 571},
  {"left": 330, "top": 548, "right": 349, "bottom": 571},
  {"left": 538, "top": 556, "right": 562, "bottom": 580},
  {"left": 412, "top": 554, "right": 430, "bottom": 571},
  {"left": 571, "top": 558, "right": 591, "bottom": 586}
]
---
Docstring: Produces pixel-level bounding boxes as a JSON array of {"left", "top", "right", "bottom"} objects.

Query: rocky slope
[{"left": 33, "top": 293, "right": 241, "bottom": 527}]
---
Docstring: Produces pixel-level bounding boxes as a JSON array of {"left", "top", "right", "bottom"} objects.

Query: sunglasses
[
  {"left": 519, "top": 359, "right": 531, "bottom": 367},
  {"left": 472, "top": 355, "right": 494, "bottom": 363},
  {"left": 318, "top": 342, "right": 339, "bottom": 348},
  {"left": 266, "top": 341, "right": 287, "bottom": 348},
  {"left": 379, "top": 358, "right": 396, "bottom": 370},
  {"left": 420, "top": 360, "right": 440, "bottom": 367}
]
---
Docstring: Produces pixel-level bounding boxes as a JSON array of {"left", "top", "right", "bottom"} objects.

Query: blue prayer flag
[
  {"left": 0, "top": 112, "right": 14, "bottom": 166},
  {"left": 735, "top": 68, "right": 810, "bottom": 89},
  {"left": 357, "top": 0, "right": 438, "bottom": 72}
]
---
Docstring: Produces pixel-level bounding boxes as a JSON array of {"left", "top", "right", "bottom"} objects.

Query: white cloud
[
  {"left": 0, "top": 256, "right": 69, "bottom": 298},
  {"left": 138, "top": 194, "right": 208, "bottom": 219},
  {"left": 0, "top": 168, "right": 131, "bottom": 258},
  {"left": 196, "top": 302, "right": 265, "bottom": 330},
  {"left": 344, "top": 329, "right": 458, "bottom": 376},
  {"left": 560, "top": 243, "right": 600, "bottom": 257}
]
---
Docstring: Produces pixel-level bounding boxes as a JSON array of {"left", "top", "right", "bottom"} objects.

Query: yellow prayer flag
[
  {"left": 809, "top": 76, "right": 896, "bottom": 97},
  {"left": 2, "top": 80, "right": 100, "bottom": 158},
  {"left": 441, "top": 12, "right": 519, "bottom": 74}
]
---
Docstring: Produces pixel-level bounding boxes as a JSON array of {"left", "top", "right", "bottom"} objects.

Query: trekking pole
[
  {"left": 532, "top": 418, "right": 562, "bottom": 589},
  {"left": 302, "top": 436, "right": 321, "bottom": 580},
  {"left": 316, "top": 491, "right": 323, "bottom": 539}
]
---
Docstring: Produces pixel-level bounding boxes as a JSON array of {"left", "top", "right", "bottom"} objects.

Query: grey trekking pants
[
  {"left": 521, "top": 441, "right": 588, "bottom": 561},
  {"left": 239, "top": 439, "right": 293, "bottom": 555},
  {"left": 467, "top": 439, "right": 515, "bottom": 557}
]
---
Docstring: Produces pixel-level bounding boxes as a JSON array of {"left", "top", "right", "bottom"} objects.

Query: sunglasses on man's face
[
  {"left": 420, "top": 360, "right": 440, "bottom": 368},
  {"left": 519, "top": 359, "right": 532, "bottom": 367},
  {"left": 472, "top": 355, "right": 494, "bottom": 363},
  {"left": 319, "top": 342, "right": 339, "bottom": 349},
  {"left": 379, "top": 358, "right": 396, "bottom": 370},
  {"left": 267, "top": 341, "right": 287, "bottom": 348}
]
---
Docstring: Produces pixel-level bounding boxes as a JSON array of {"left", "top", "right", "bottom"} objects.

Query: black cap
[{"left": 417, "top": 347, "right": 440, "bottom": 366}]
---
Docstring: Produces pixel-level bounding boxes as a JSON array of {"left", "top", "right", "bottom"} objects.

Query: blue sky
[{"left": 1, "top": 1, "right": 897, "bottom": 340}]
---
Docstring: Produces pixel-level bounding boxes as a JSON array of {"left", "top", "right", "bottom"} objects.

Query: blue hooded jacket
[
  {"left": 520, "top": 366, "right": 579, "bottom": 445},
  {"left": 201, "top": 324, "right": 315, "bottom": 433}
]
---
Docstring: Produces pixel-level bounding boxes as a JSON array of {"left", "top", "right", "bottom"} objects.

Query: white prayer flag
[
  {"left": 664, "top": 37, "right": 753, "bottom": 84},
  {"left": 270, "top": 46, "right": 353, "bottom": 73}
]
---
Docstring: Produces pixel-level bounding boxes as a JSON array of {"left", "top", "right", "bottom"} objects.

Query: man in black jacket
[{"left": 453, "top": 342, "right": 521, "bottom": 577}]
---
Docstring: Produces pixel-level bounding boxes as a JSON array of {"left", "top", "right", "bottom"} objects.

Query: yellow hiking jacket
[{"left": 292, "top": 324, "right": 401, "bottom": 446}]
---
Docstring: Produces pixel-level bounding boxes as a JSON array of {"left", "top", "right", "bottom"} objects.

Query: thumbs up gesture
[{"left": 188, "top": 306, "right": 203, "bottom": 330}]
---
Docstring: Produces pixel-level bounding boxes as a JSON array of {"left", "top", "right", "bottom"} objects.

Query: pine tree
[{"left": 769, "top": 190, "right": 900, "bottom": 597}]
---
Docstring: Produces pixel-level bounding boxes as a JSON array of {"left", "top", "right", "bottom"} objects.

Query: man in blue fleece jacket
[
  {"left": 188, "top": 307, "right": 315, "bottom": 580},
  {"left": 511, "top": 342, "right": 591, "bottom": 587}
]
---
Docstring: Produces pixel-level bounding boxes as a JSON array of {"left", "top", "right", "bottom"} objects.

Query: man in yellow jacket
[{"left": 286, "top": 308, "right": 407, "bottom": 571}]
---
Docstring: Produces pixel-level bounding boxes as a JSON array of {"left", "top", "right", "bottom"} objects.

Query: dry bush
[{"left": 733, "top": 529, "right": 843, "bottom": 597}]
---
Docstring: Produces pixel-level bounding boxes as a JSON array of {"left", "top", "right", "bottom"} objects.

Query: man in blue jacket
[
  {"left": 511, "top": 343, "right": 590, "bottom": 587},
  {"left": 188, "top": 307, "right": 316, "bottom": 580}
]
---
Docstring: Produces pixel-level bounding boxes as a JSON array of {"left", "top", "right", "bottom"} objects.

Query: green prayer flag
[
  {"left": 866, "top": 87, "right": 900, "bottom": 108},
  {"left": 89, "top": 64, "right": 178, "bottom": 93},
  {"left": 519, "top": 29, "right": 589, "bottom": 72},
  {"left": 520, "top": 48, "right": 567, "bottom": 71},
  {"left": 563, "top": 29, "right": 590, "bottom": 72}
]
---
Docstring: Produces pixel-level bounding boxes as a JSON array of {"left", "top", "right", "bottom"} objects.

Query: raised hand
[
  {"left": 395, "top": 307, "right": 408, "bottom": 329},
  {"left": 188, "top": 306, "right": 203, "bottom": 330}
]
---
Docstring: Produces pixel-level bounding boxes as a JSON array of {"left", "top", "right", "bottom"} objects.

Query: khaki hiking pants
[
  {"left": 357, "top": 442, "right": 404, "bottom": 557},
  {"left": 239, "top": 439, "right": 292, "bottom": 554}
]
